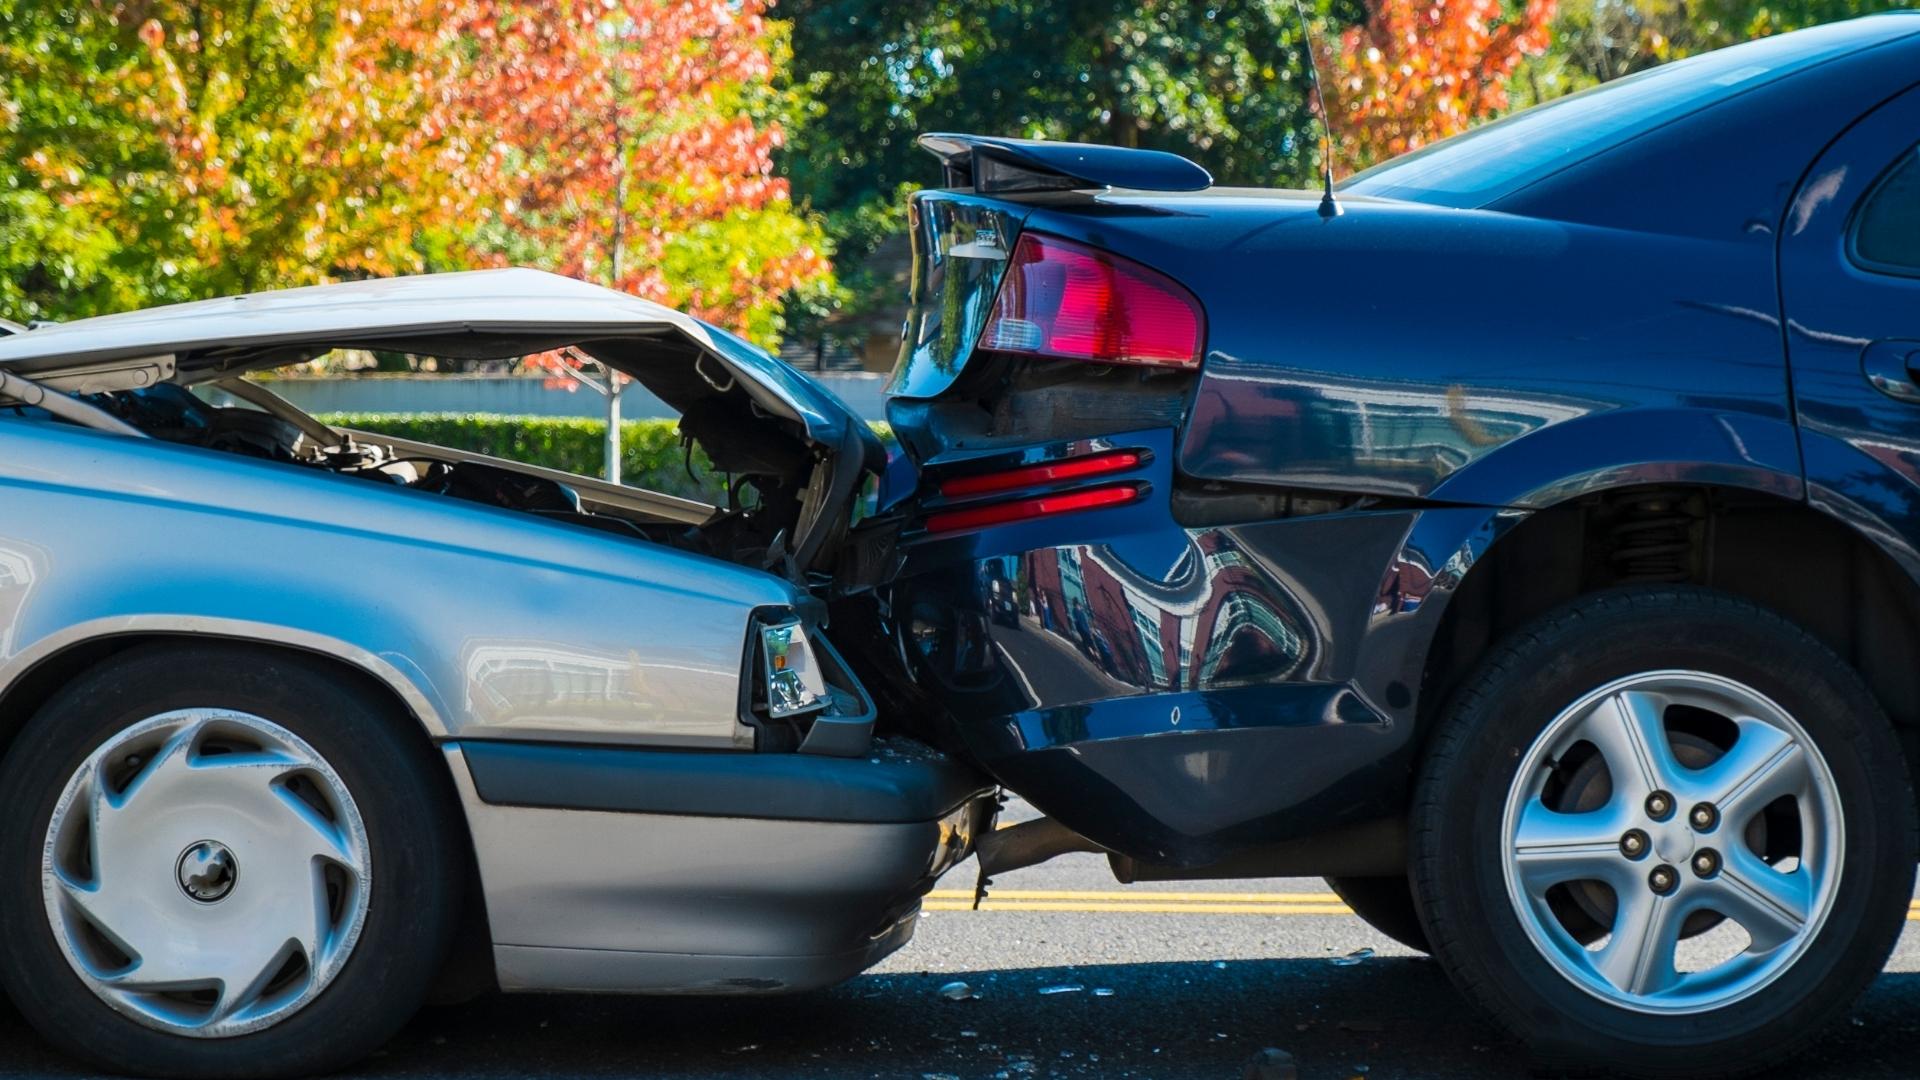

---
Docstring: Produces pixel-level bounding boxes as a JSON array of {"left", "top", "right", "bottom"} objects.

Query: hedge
[{"left": 318, "top": 413, "right": 728, "bottom": 503}]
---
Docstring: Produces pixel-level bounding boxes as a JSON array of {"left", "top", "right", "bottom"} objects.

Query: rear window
[
  {"left": 1854, "top": 147, "right": 1920, "bottom": 275},
  {"left": 1340, "top": 25, "right": 1883, "bottom": 208}
]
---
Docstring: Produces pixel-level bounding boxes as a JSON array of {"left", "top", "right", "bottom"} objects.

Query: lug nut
[
  {"left": 1690, "top": 802, "right": 1718, "bottom": 831},
  {"left": 1649, "top": 864, "right": 1679, "bottom": 895},
  {"left": 1620, "top": 829, "right": 1650, "bottom": 860},
  {"left": 1645, "top": 791, "right": 1675, "bottom": 820},
  {"left": 1692, "top": 848, "right": 1721, "bottom": 879}
]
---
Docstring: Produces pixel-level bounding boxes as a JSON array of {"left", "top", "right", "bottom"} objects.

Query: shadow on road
[{"left": 1, "top": 960, "right": 1916, "bottom": 1078}]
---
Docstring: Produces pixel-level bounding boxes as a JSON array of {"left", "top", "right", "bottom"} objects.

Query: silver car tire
[
  {"left": 0, "top": 643, "right": 464, "bottom": 1079},
  {"left": 1410, "top": 587, "right": 1916, "bottom": 1079}
]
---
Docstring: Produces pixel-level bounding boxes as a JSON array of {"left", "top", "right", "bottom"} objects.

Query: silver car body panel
[
  {"left": 0, "top": 271, "right": 982, "bottom": 997},
  {"left": 0, "top": 417, "right": 792, "bottom": 749},
  {"left": 443, "top": 747, "right": 958, "bottom": 993}
]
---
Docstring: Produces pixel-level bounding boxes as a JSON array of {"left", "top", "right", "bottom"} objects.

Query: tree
[
  {"left": 1322, "top": 0, "right": 1558, "bottom": 171},
  {"left": 436, "top": 0, "right": 832, "bottom": 345},
  {"left": 1514, "top": 0, "right": 1912, "bottom": 107},
  {"left": 1, "top": 0, "right": 831, "bottom": 352},
  {"left": 778, "top": 0, "right": 1331, "bottom": 348},
  {"left": 412, "top": 0, "right": 834, "bottom": 478},
  {"left": 0, "top": 0, "right": 476, "bottom": 323}
]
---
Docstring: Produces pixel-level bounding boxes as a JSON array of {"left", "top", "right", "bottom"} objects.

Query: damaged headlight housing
[{"left": 760, "top": 618, "right": 828, "bottom": 718}]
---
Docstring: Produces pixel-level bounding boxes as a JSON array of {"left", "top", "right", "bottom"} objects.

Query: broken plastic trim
[
  {"left": 739, "top": 608, "right": 879, "bottom": 758},
  {"left": 760, "top": 618, "right": 829, "bottom": 719},
  {"left": 970, "top": 816, "right": 1106, "bottom": 908}
]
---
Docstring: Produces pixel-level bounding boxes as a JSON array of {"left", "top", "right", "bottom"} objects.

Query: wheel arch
[
  {"left": 0, "top": 617, "right": 451, "bottom": 748},
  {"left": 0, "top": 625, "right": 497, "bottom": 999},
  {"left": 1417, "top": 482, "right": 1920, "bottom": 802}
]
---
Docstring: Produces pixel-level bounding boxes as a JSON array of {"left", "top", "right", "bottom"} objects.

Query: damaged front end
[{"left": 0, "top": 269, "right": 998, "bottom": 994}]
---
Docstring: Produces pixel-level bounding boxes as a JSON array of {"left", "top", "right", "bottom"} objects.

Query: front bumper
[{"left": 444, "top": 737, "right": 995, "bottom": 994}]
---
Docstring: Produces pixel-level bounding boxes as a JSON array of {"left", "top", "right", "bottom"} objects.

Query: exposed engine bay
[{"left": 85, "top": 379, "right": 828, "bottom": 574}]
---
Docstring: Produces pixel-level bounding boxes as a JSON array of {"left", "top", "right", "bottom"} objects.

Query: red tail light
[
  {"left": 980, "top": 234, "right": 1204, "bottom": 368},
  {"left": 938, "top": 450, "right": 1143, "bottom": 499},
  {"left": 925, "top": 484, "right": 1140, "bottom": 534}
]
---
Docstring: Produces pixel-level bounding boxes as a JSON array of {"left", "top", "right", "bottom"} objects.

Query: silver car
[{"left": 0, "top": 269, "right": 994, "bottom": 1078}]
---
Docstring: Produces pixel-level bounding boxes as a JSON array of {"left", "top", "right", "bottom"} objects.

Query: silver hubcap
[
  {"left": 1501, "top": 671, "right": 1842, "bottom": 1014},
  {"left": 41, "top": 710, "right": 371, "bottom": 1037}
]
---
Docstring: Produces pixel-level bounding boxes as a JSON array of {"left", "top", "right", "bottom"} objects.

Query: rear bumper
[
  {"left": 444, "top": 738, "right": 995, "bottom": 994},
  {"left": 884, "top": 440, "right": 1511, "bottom": 867},
  {"left": 977, "top": 685, "right": 1406, "bottom": 867}
]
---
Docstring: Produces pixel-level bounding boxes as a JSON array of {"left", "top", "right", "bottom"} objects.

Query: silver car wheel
[
  {"left": 1501, "top": 670, "right": 1843, "bottom": 1015},
  {"left": 40, "top": 709, "right": 371, "bottom": 1037}
]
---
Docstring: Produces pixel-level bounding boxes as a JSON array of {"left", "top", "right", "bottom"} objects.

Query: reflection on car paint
[
  {"left": 1185, "top": 358, "right": 1601, "bottom": 497},
  {"left": 1002, "top": 532, "right": 1315, "bottom": 700}
]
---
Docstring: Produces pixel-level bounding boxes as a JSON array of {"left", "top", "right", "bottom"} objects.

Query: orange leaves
[
  {"left": 1324, "top": 0, "right": 1558, "bottom": 171},
  {"left": 13, "top": 0, "right": 826, "bottom": 342},
  {"left": 413, "top": 0, "right": 830, "bottom": 341}
]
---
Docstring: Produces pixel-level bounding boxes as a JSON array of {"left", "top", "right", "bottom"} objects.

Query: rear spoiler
[{"left": 916, "top": 133, "right": 1212, "bottom": 195}]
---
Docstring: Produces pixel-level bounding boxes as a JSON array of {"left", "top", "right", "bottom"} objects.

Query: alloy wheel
[{"left": 1500, "top": 670, "right": 1842, "bottom": 1014}]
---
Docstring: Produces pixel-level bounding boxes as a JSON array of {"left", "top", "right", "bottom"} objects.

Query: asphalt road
[{"left": 2, "top": 805, "right": 1917, "bottom": 1079}]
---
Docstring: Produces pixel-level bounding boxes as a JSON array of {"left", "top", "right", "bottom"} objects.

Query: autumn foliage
[
  {"left": 419, "top": 0, "right": 829, "bottom": 336},
  {"left": 0, "top": 0, "right": 829, "bottom": 345},
  {"left": 1324, "top": 0, "right": 1559, "bottom": 172}
]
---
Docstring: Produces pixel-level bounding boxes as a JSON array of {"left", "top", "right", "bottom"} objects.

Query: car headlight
[{"left": 760, "top": 618, "right": 829, "bottom": 718}]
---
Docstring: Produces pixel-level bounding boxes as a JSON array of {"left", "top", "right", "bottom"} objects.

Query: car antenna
[{"left": 1288, "top": 0, "right": 1343, "bottom": 219}]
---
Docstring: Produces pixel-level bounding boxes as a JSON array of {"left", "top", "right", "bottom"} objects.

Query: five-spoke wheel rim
[
  {"left": 41, "top": 709, "right": 371, "bottom": 1037},
  {"left": 1501, "top": 670, "right": 1842, "bottom": 1014}
]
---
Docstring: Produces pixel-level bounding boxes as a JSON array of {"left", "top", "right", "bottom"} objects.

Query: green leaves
[
  {"left": 1527, "top": 0, "right": 1913, "bottom": 98},
  {"left": 320, "top": 413, "right": 729, "bottom": 502},
  {"left": 0, "top": 0, "right": 834, "bottom": 351},
  {"left": 778, "top": 0, "right": 1330, "bottom": 346}
]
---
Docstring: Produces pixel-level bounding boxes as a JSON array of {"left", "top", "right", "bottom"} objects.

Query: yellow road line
[
  {"left": 915, "top": 891, "right": 1920, "bottom": 919},
  {"left": 927, "top": 889, "right": 1343, "bottom": 903}
]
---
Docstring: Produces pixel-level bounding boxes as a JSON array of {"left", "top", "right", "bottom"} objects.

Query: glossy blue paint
[
  {"left": 878, "top": 15, "right": 1920, "bottom": 866},
  {"left": 886, "top": 427, "right": 1512, "bottom": 862},
  {"left": 917, "top": 133, "right": 1213, "bottom": 194},
  {"left": 1780, "top": 83, "right": 1920, "bottom": 582}
]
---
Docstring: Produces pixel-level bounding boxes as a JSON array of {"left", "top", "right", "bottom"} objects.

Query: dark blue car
[{"left": 849, "top": 13, "right": 1920, "bottom": 1075}]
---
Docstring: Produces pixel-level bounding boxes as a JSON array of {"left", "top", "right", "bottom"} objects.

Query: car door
[{"left": 1781, "top": 83, "right": 1920, "bottom": 570}]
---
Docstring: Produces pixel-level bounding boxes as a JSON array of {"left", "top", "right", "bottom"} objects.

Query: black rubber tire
[
  {"left": 1325, "top": 875, "right": 1430, "bottom": 953},
  {"left": 1410, "top": 586, "right": 1917, "bottom": 1079},
  {"left": 0, "top": 643, "right": 465, "bottom": 1079}
]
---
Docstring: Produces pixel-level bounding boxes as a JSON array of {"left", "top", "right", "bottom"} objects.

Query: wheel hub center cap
[
  {"left": 175, "top": 840, "right": 238, "bottom": 903},
  {"left": 1652, "top": 818, "right": 1697, "bottom": 864}
]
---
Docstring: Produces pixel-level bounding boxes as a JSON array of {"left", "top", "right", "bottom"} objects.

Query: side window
[{"left": 1853, "top": 145, "right": 1920, "bottom": 276}]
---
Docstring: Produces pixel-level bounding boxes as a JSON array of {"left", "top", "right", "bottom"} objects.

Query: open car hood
[
  {"left": 0, "top": 269, "right": 890, "bottom": 579},
  {"left": 0, "top": 268, "right": 882, "bottom": 472}
]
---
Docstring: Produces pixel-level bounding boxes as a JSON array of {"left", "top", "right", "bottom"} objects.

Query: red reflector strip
[
  {"left": 939, "top": 451, "right": 1143, "bottom": 499},
  {"left": 924, "top": 484, "right": 1140, "bottom": 534}
]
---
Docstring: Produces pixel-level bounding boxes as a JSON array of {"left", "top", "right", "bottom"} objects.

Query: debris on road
[
  {"left": 1328, "top": 948, "right": 1375, "bottom": 967},
  {"left": 938, "top": 980, "right": 976, "bottom": 1001},
  {"left": 1244, "top": 1047, "right": 1299, "bottom": 1080}
]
